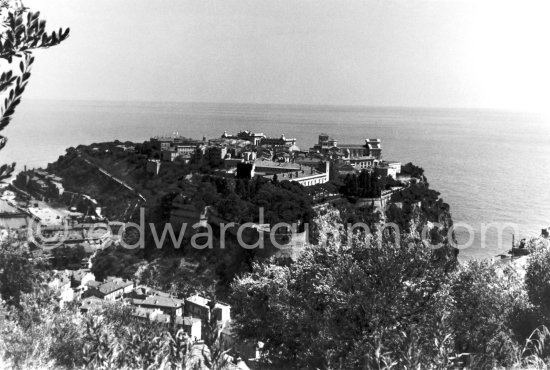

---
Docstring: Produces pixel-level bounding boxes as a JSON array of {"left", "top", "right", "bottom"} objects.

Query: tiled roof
[
  {"left": 136, "top": 295, "right": 185, "bottom": 308},
  {"left": 86, "top": 280, "right": 101, "bottom": 288},
  {"left": 98, "top": 280, "right": 133, "bottom": 295},
  {"left": 253, "top": 160, "right": 301, "bottom": 170}
]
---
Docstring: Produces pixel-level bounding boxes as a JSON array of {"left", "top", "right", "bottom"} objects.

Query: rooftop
[
  {"left": 187, "top": 295, "right": 231, "bottom": 310},
  {"left": 97, "top": 280, "right": 133, "bottom": 295},
  {"left": 133, "top": 285, "right": 172, "bottom": 297},
  {"left": 187, "top": 295, "right": 210, "bottom": 308},
  {"left": 86, "top": 280, "right": 101, "bottom": 288},
  {"left": 135, "top": 295, "right": 185, "bottom": 308},
  {"left": 253, "top": 160, "right": 301, "bottom": 170}
]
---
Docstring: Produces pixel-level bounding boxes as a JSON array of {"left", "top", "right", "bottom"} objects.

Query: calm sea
[{"left": 3, "top": 99, "right": 550, "bottom": 260}]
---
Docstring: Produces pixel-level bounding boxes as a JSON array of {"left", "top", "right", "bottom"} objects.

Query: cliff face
[
  {"left": 310, "top": 179, "right": 459, "bottom": 266},
  {"left": 312, "top": 206, "right": 346, "bottom": 246}
]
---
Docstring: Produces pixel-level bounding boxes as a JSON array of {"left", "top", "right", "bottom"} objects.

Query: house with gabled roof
[
  {"left": 132, "top": 295, "right": 185, "bottom": 317},
  {"left": 84, "top": 279, "right": 133, "bottom": 301}
]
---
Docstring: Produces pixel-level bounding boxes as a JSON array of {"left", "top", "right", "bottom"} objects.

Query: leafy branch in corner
[{"left": 0, "top": 2, "right": 70, "bottom": 181}]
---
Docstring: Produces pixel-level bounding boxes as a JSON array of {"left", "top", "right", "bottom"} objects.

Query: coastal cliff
[{"left": 15, "top": 140, "right": 460, "bottom": 289}]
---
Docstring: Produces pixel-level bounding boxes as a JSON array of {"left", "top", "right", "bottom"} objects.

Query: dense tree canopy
[
  {"left": 230, "top": 232, "right": 550, "bottom": 369},
  {"left": 231, "top": 234, "right": 453, "bottom": 368},
  {"left": 0, "top": 239, "right": 41, "bottom": 307}
]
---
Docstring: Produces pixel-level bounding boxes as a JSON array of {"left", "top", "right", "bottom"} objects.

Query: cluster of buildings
[
  {"left": 150, "top": 134, "right": 204, "bottom": 163},
  {"left": 37, "top": 269, "right": 255, "bottom": 369},
  {"left": 309, "top": 133, "right": 402, "bottom": 178},
  {"left": 149, "top": 131, "right": 329, "bottom": 187},
  {"left": 148, "top": 131, "right": 402, "bottom": 187},
  {"left": 0, "top": 268, "right": 253, "bottom": 369},
  {"left": 49, "top": 269, "right": 232, "bottom": 343}
]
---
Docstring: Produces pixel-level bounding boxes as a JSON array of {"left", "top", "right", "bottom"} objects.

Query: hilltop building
[
  {"left": 147, "top": 131, "right": 394, "bottom": 187},
  {"left": 222, "top": 130, "right": 265, "bottom": 145},
  {"left": 310, "top": 134, "right": 384, "bottom": 170},
  {"left": 254, "top": 160, "right": 330, "bottom": 187},
  {"left": 375, "top": 161, "right": 402, "bottom": 179},
  {"left": 151, "top": 135, "right": 203, "bottom": 163},
  {"left": 310, "top": 134, "right": 382, "bottom": 158},
  {"left": 365, "top": 138, "right": 382, "bottom": 159},
  {"left": 260, "top": 134, "right": 297, "bottom": 150}
]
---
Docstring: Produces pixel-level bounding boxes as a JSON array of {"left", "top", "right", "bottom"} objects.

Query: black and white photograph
[{"left": 0, "top": 0, "right": 549, "bottom": 369}]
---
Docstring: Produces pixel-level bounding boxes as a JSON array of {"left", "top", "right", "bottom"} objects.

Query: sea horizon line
[{"left": 20, "top": 98, "right": 547, "bottom": 117}]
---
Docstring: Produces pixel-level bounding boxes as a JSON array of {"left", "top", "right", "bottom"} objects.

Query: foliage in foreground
[
  {"left": 230, "top": 235, "right": 550, "bottom": 369},
  {"left": 3, "top": 234, "right": 550, "bottom": 368},
  {"left": 0, "top": 288, "right": 234, "bottom": 370}
]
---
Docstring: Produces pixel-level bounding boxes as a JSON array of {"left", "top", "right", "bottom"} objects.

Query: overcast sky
[{"left": 23, "top": 0, "right": 550, "bottom": 113}]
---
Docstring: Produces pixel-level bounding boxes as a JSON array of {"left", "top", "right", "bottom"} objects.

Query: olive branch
[{"left": 0, "top": 2, "right": 69, "bottom": 181}]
